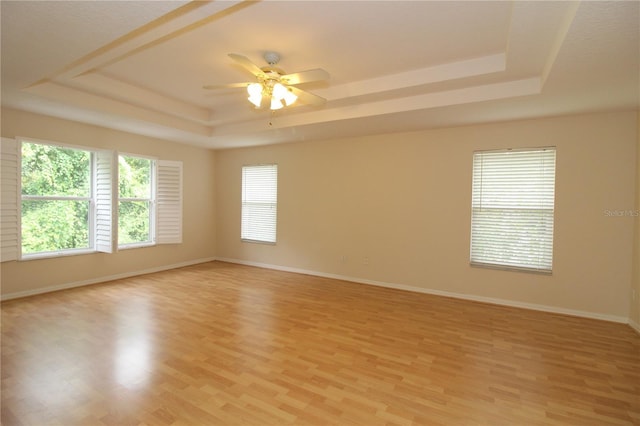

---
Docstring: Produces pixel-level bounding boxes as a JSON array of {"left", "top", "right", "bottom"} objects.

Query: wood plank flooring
[{"left": 2, "top": 261, "right": 639, "bottom": 425}]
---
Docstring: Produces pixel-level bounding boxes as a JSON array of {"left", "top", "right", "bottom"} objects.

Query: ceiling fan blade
[
  {"left": 281, "top": 68, "right": 330, "bottom": 85},
  {"left": 288, "top": 86, "right": 326, "bottom": 106},
  {"left": 228, "top": 53, "right": 265, "bottom": 77},
  {"left": 202, "top": 82, "right": 251, "bottom": 90}
]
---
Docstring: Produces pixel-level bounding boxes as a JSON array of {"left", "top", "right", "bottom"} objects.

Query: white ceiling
[{"left": 1, "top": 1, "right": 638, "bottom": 149}]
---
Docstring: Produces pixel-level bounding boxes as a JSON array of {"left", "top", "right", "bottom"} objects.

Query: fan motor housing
[{"left": 263, "top": 51, "right": 280, "bottom": 66}]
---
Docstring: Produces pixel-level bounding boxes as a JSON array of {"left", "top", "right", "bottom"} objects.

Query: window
[
  {"left": 18, "top": 140, "right": 115, "bottom": 258},
  {"left": 118, "top": 155, "right": 154, "bottom": 247},
  {"left": 21, "top": 141, "right": 93, "bottom": 256},
  {"left": 470, "top": 148, "right": 556, "bottom": 273},
  {"left": 1, "top": 138, "right": 183, "bottom": 261},
  {"left": 241, "top": 164, "right": 278, "bottom": 243}
]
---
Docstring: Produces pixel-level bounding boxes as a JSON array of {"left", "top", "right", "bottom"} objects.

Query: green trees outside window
[
  {"left": 118, "top": 155, "right": 153, "bottom": 246},
  {"left": 20, "top": 142, "right": 158, "bottom": 255},
  {"left": 21, "top": 142, "right": 91, "bottom": 254}
]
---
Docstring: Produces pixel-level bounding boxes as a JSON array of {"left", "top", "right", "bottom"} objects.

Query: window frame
[
  {"left": 469, "top": 147, "right": 557, "bottom": 274},
  {"left": 18, "top": 138, "right": 96, "bottom": 260},
  {"left": 241, "top": 164, "right": 278, "bottom": 244},
  {"left": 117, "top": 153, "right": 156, "bottom": 250}
]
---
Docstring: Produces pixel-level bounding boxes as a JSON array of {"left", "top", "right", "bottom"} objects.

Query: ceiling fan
[{"left": 203, "top": 52, "right": 329, "bottom": 110}]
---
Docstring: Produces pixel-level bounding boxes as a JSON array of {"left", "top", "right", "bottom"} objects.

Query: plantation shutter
[
  {"left": 241, "top": 164, "right": 277, "bottom": 243},
  {"left": 1, "top": 138, "right": 19, "bottom": 261},
  {"left": 95, "top": 150, "right": 116, "bottom": 253},
  {"left": 156, "top": 160, "right": 183, "bottom": 244},
  {"left": 470, "top": 148, "right": 556, "bottom": 273}
]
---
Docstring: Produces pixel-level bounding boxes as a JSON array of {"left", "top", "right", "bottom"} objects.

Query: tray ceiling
[{"left": 1, "top": 1, "right": 638, "bottom": 149}]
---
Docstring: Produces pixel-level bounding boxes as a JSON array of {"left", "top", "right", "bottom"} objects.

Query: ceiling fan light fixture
[
  {"left": 273, "top": 83, "right": 297, "bottom": 106},
  {"left": 248, "top": 94, "right": 262, "bottom": 107},
  {"left": 205, "top": 53, "right": 328, "bottom": 111},
  {"left": 270, "top": 97, "right": 284, "bottom": 110},
  {"left": 282, "top": 89, "right": 298, "bottom": 106},
  {"left": 272, "top": 83, "right": 286, "bottom": 99},
  {"left": 247, "top": 83, "right": 263, "bottom": 107},
  {"left": 247, "top": 82, "right": 262, "bottom": 96}
]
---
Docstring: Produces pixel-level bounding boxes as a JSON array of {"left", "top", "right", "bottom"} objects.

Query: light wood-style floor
[{"left": 2, "top": 261, "right": 639, "bottom": 426}]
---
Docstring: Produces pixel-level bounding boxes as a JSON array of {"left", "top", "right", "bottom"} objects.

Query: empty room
[{"left": 1, "top": 1, "right": 639, "bottom": 425}]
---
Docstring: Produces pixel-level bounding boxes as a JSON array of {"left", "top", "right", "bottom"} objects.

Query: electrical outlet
[
  {"left": 340, "top": 255, "right": 347, "bottom": 263},
  {"left": 363, "top": 256, "right": 369, "bottom": 265}
]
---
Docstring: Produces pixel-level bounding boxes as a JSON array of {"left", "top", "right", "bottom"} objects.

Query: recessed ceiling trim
[
  {"left": 51, "top": 1, "right": 246, "bottom": 82},
  {"left": 212, "top": 77, "right": 542, "bottom": 136},
  {"left": 72, "top": 71, "right": 210, "bottom": 122},
  {"left": 319, "top": 53, "right": 507, "bottom": 101},
  {"left": 541, "top": 1, "right": 581, "bottom": 86},
  {"left": 25, "top": 81, "right": 212, "bottom": 136}
]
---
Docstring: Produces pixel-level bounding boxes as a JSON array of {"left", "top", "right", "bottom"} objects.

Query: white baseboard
[
  {"left": 4, "top": 255, "right": 634, "bottom": 328},
  {"left": 1, "top": 257, "right": 217, "bottom": 301},
  {"left": 216, "top": 257, "right": 629, "bottom": 325}
]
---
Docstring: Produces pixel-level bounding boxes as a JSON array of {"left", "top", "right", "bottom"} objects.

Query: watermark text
[{"left": 604, "top": 209, "right": 639, "bottom": 217}]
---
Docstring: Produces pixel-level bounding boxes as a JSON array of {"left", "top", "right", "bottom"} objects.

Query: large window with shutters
[
  {"left": 470, "top": 148, "right": 556, "bottom": 273},
  {"left": 117, "top": 155, "right": 183, "bottom": 247},
  {"left": 241, "top": 164, "right": 278, "bottom": 243},
  {"left": 0, "top": 137, "right": 182, "bottom": 261}
]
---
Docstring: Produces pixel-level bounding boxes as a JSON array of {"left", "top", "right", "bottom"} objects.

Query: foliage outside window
[
  {"left": 118, "top": 155, "right": 153, "bottom": 246},
  {"left": 21, "top": 142, "right": 92, "bottom": 256},
  {"left": 5, "top": 139, "right": 182, "bottom": 261}
]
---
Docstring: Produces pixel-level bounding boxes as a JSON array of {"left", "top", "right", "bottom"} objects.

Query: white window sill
[
  {"left": 20, "top": 248, "right": 95, "bottom": 261},
  {"left": 118, "top": 242, "right": 155, "bottom": 250},
  {"left": 470, "top": 261, "right": 552, "bottom": 275},
  {"left": 241, "top": 238, "right": 276, "bottom": 245}
]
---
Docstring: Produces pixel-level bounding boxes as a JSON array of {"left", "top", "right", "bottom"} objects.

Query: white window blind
[
  {"left": 1, "top": 138, "right": 19, "bottom": 262},
  {"left": 470, "top": 148, "right": 556, "bottom": 273},
  {"left": 156, "top": 160, "right": 183, "bottom": 244},
  {"left": 242, "top": 164, "right": 277, "bottom": 243}
]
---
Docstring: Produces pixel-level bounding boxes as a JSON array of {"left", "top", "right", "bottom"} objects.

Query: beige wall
[
  {"left": 216, "top": 111, "right": 637, "bottom": 320},
  {"left": 2, "top": 107, "right": 637, "bottom": 322},
  {"left": 631, "top": 111, "right": 640, "bottom": 329},
  {"left": 0, "top": 108, "right": 216, "bottom": 297}
]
